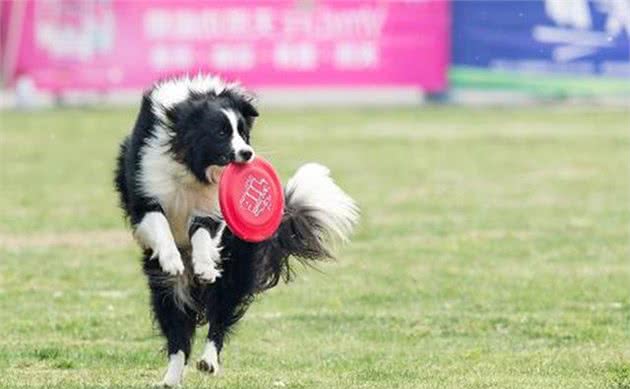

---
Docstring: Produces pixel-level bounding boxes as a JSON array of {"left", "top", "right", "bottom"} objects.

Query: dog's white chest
[{"left": 160, "top": 184, "right": 219, "bottom": 247}]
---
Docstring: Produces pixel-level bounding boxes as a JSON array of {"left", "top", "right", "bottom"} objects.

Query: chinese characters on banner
[{"left": 5, "top": 0, "right": 449, "bottom": 92}]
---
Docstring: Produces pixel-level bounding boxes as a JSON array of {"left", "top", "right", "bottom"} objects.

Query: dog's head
[{"left": 164, "top": 90, "right": 259, "bottom": 184}]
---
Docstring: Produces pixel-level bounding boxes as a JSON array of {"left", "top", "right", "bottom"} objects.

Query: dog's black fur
[{"left": 114, "top": 75, "right": 358, "bottom": 384}]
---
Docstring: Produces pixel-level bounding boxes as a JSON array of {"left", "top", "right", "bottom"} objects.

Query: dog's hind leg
[
  {"left": 197, "top": 337, "right": 221, "bottom": 375},
  {"left": 197, "top": 283, "right": 253, "bottom": 375},
  {"left": 152, "top": 291, "right": 196, "bottom": 387},
  {"left": 146, "top": 261, "right": 197, "bottom": 387},
  {"left": 196, "top": 293, "right": 228, "bottom": 375}
]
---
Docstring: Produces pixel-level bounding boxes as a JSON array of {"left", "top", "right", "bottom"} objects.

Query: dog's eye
[{"left": 218, "top": 126, "right": 229, "bottom": 138}]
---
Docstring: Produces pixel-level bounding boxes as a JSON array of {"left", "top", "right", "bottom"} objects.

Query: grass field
[{"left": 1, "top": 106, "right": 629, "bottom": 389}]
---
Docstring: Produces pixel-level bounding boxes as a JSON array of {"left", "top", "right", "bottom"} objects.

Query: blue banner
[{"left": 453, "top": 0, "right": 630, "bottom": 79}]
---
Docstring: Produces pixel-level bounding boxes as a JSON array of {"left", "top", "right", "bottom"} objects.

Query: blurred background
[{"left": 1, "top": 1, "right": 629, "bottom": 388}]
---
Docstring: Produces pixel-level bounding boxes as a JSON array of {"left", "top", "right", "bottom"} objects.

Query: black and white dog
[{"left": 114, "top": 74, "right": 358, "bottom": 387}]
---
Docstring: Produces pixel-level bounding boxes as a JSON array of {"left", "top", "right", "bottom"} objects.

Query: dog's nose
[{"left": 237, "top": 149, "right": 253, "bottom": 162}]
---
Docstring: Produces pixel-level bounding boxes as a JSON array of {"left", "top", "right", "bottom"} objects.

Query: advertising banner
[
  {"left": 4, "top": 0, "right": 449, "bottom": 93},
  {"left": 452, "top": 0, "right": 630, "bottom": 96}
]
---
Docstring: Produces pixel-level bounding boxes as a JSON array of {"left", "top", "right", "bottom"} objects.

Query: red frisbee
[{"left": 219, "top": 157, "right": 284, "bottom": 242}]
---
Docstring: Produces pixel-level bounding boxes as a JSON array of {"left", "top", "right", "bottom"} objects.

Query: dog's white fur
[
  {"left": 134, "top": 212, "right": 184, "bottom": 276},
  {"left": 151, "top": 74, "right": 226, "bottom": 121},
  {"left": 150, "top": 74, "right": 249, "bottom": 124},
  {"left": 191, "top": 228, "right": 222, "bottom": 283},
  {"left": 286, "top": 163, "right": 360, "bottom": 249},
  {"left": 158, "top": 350, "right": 186, "bottom": 387},
  {"left": 222, "top": 108, "right": 255, "bottom": 162},
  {"left": 198, "top": 340, "right": 220, "bottom": 375}
]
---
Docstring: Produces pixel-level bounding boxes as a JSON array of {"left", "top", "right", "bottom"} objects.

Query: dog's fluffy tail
[{"left": 252, "top": 163, "right": 359, "bottom": 292}]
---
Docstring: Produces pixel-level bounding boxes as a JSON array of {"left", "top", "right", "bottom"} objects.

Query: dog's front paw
[
  {"left": 192, "top": 244, "right": 222, "bottom": 283},
  {"left": 197, "top": 358, "right": 220, "bottom": 375},
  {"left": 197, "top": 341, "right": 220, "bottom": 375},
  {"left": 158, "top": 245, "right": 185, "bottom": 276},
  {"left": 193, "top": 259, "right": 222, "bottom": 283}
]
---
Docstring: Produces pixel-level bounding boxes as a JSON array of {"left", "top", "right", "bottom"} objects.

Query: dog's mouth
[
  {"left": 205, "top": 165, "right": 225, "bottom": 184},
  {"left": 205, "top": 149, "right": 255, "bottom": 183},
  {"left": 213, "top": 152, "right": 237, "bottom": 167}
]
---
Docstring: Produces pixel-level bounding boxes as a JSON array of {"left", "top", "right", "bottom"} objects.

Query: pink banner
[{"left": 7, "top": 0, "right": 449, "bottom": 92}]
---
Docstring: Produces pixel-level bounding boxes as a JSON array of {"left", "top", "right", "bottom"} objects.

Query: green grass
[
  {"left": 1, "top": 106, "right": 629, "bottom": 388},
  {"left": 451, "top": 66, "right": 630, "bottom": 96}
]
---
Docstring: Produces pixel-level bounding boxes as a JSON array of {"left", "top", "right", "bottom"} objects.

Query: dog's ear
[
  {"left": 239, "top": 99, "right": 259, "bottom": 118},
  {"left": 224, "top": 88, "right": 258, "bottom": 122},
  {"left": 235, "top": 96, "right": 258, "bottom": 129}
]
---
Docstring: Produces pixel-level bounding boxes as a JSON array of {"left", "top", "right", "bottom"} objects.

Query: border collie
[{"left": 114, "top": 74, "right": 359, "bottom": 387}]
